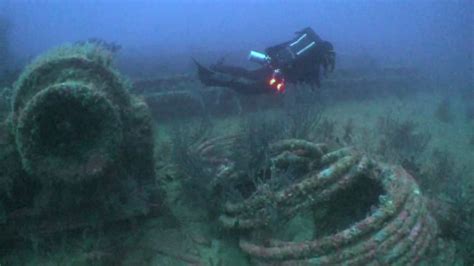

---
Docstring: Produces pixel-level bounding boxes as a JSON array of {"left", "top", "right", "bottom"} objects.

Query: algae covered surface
[{"left": 2, "top": 85, "right": 473, "bottom": 265}]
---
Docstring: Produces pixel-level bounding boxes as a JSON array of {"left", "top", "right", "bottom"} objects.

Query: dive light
[{"left": 248, "top": 50, "right": 271, "bottom": 65}]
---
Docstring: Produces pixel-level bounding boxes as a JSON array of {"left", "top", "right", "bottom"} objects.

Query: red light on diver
[
  {"left": 267, "top": 72, "right": 285, "bottom": 93},
  {"left": 276, "top": 82, "right": 285, "bottom": 93}
]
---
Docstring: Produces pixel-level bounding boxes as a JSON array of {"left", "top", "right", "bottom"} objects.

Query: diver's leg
[{"left": 210, "top": 64, "right": 254, "bottom": 79}]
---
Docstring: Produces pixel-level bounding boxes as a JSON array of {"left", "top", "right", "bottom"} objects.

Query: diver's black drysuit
[{"left": 195, "top": 27, "right": 335, "bottom": 95}]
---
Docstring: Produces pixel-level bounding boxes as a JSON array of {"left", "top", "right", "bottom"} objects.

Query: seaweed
[
  {"left": 419, "top": 148, "right": 457, "bottom": 195},
  {"left": 169, "top": 119, "right": 215, "bottom": 209},
  {"left": 415, "top": 147, "right": 474, "bottom": 263},
  {"left": 227, "top": 112, "right": 284, "bottom": 200},
  {"left": 453, "top": 178, "right": 474, "bottom": 264},
  {"left": 342, "top": 118, "right": 355, "bottom": 145},
  {"left": 376, "top": 112, "right": 431, "bottom": 163},
  {"left": 232, "top": 112, "right": 284, "bottom": 176},
  {"left": 434, "top": 97, "right": 454, "bottom": 123},
  {"left": 441, "top": 165, "right": 474, "bottom": 264},
  {"left": 316, "top": 117, "right": 337, "bottom": 143},
  {"left": 282, "top": 86, "right": 324, "bottom": 140}
]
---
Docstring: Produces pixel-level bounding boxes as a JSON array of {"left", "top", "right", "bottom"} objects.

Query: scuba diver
[{"left": 194, "top": 27, "right": 335, "bottom": 95}]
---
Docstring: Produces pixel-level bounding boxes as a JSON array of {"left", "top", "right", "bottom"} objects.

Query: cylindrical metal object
[
  {"left": 15, "top": 82, "right": 123, "bottom": 182},
  {"left": 248, "top": 50, "right": 270, "bottom": 65},
  {"left": 11, "top": 44, "right": 138, "bottom": 182}
]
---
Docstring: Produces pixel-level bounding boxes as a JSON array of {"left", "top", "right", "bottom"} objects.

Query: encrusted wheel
[
  {"left": 15, "top": 82, "right": 122, "bottom": 182},
  {"left": 10, "top": 44, "right": 133, "bottom": 181}
]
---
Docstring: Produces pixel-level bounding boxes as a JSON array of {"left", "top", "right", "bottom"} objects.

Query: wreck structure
[
  {"left": 197, "top": 137, "right": 459, "bottom": 265},
  {"left": 0, "top": 43, "right": 156, "bottom": 242}
]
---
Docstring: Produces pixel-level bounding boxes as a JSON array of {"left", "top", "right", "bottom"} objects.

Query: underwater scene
[{"left": 0, "top": 1, "right": 473, "bottom": 265}]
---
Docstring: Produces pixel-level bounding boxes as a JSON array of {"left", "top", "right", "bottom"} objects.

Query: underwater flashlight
[{"left": 248, "top": 50, "right": 271, "bottom": 65}]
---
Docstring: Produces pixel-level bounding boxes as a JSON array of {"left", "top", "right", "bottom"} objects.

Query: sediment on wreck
[
  {"left": 217, "top": 138, "right": 461, "bottom": 265},
  {"left": 0, "top": 43, "right": 157, "bottom": 243}
]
